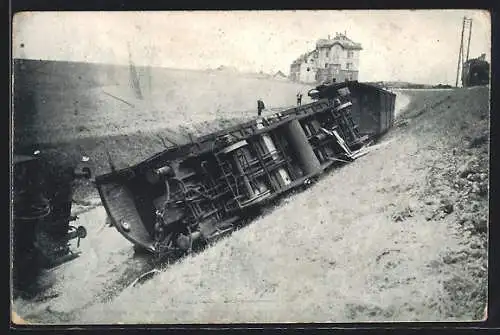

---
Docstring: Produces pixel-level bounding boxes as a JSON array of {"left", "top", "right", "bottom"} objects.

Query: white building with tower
[{"left": 290, "top": 32, "right": 362, "bottom": 84}]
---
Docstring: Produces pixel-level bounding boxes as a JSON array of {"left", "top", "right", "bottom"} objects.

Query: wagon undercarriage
[{"left": 96, "top": 81, "right": 396, "bottom": 259}]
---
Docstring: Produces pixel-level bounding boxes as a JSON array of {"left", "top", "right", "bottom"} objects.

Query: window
[
  {"left": 346, "top": 63, "right": 352, "bottom": 70},
  {"left": 307, "top": 67, "right": 310, "bottom": 72},
  {"left": 325, "top": 63, "right": 329, "bottom": 68},
  {"left": 347, "top": 50, "right": 354, "bottom": 58},
  {"left": 326, "top": 50, "right": 330, "bottom": 58}
]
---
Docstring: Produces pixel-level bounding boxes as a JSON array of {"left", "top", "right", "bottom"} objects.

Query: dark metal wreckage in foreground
[{"left": 12, "top": 152, "right": 91, "bottom": 289}]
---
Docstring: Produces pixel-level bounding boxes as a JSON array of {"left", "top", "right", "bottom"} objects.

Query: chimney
[{"left": 328, "top": 34, "right": 330, "bottom": 40}]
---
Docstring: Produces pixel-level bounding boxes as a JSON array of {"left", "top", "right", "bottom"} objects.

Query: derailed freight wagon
[
  {"left": 95, "top": 81, "right": 396, "bottom": 258},
  {"left": 308, "top": 80, "right": 396, "bottom": 138}
]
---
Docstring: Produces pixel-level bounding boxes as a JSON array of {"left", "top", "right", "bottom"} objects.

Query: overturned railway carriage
[
  {"left": 309, "top": 81, "right": 396, "bottom": 138},
  {"left": 96, "top": 81, "right": 396, "bottom": 257}
]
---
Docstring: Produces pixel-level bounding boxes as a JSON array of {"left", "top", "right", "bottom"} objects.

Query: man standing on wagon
[
  {"left": 296, "top": 91, "right": 303, "bottom": 106},
  {"left": 257, "top": 99, "right": 265, "bottom": 116}
]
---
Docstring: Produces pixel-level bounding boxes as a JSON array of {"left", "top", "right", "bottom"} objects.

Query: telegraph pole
[
  {"left": 455, "top": 17, "right": 473, "bottom": 87},
  {"left": 127, "top": 42, "right": 143, "bottom": 100},
  {"left": 465, "top": 17, "right": 473, "bottom": 62},
  {"left": 455, "top": 18, "right": 465, "bottom": 87}
]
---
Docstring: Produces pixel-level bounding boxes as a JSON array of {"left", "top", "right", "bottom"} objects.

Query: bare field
[
  {"left": 12, "top": 83, "right": 489, "bottom": 324},
  {"left": 14, "top": 60, "right": 315, "bottom": 200}
]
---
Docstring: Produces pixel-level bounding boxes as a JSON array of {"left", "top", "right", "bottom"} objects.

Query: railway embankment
[{"left": 13, "top": 86, "right": 489, "bottom": 324}]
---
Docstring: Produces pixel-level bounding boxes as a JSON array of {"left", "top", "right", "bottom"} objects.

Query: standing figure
[
  {"left": 296, "top": 92, "right": 303, "bottom": 106},
  {"left": 257, "top": 99, "right": 265, "bottom": 116}
]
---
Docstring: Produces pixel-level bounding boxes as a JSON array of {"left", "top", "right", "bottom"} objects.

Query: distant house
[
  {"left": 273, "top": 71, "right": 288, "bottom": 80},
  {"left": 216, "top": 65, "right": 239, "bottom": 73},
  {"left": 290, "top": 32, "right": 362, "bottom": 84},
  {"left": 289, "top": 50, "right": 318, "bottom": 84}
]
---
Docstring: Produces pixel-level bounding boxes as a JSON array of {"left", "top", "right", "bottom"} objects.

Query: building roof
[
  {"left": 291, "top": 49, "right": 318, "bottom": 66},
  {"left": 316, "top": 33, "right": 362, "bottom": 50},
  {"left": 274, "top": 70, "right": 287, "bottom": 78}
]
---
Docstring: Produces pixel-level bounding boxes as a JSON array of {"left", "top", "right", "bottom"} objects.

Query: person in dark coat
[
  {"left": 257, "top": 99, "right": 265, "bottom": 116},
  {"left": 296, "top": 92, "right": 303, "bottom": 106}
]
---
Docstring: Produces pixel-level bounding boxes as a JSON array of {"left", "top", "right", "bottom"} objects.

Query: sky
[{"left": 12, "top": 10, "right": 491, "bottom": 85}]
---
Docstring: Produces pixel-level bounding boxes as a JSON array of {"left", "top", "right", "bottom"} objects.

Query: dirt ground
[{"left": 12, "top": 85, "right": 489, "bottom": 324}]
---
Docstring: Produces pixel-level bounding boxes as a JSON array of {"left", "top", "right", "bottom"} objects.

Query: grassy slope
[
  {"left": 13, "top": 59, "right": 315, "bottom": 201},
  {"left": 71, "top": 87, "right": 489, "bottom": 323},
  {"left": 13, "top": 60, "right": 314, "bottom": 200}
]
